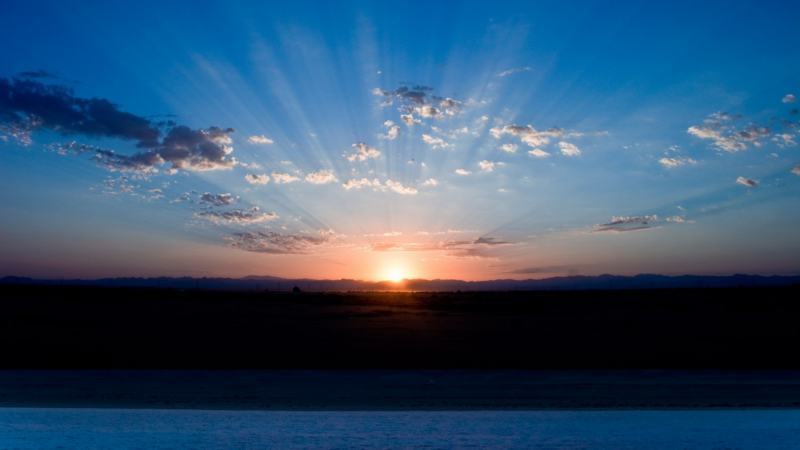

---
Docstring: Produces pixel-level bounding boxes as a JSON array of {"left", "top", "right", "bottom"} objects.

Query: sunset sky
[{"left": 1, "top": 1, "right": 798, "bottom": 281}]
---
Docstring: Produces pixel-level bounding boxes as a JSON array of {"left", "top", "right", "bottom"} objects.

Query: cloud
[
  {"left": 385, "top": 180, "right": 417, "bottom": 194},
  {"left": 271, "top": 170, "right": 300, "bottom": 184},
  {"left": 366, "top": 237, "right": 509, "bottom": 259},
  {"left": 472, "top": 237, "right": 513, "bottom": 245},
  {"left": 559, "top": 142, "right": 581, "bottom": 156},
  {"left": 423, "top": 179, "right": 438, "bottom": 186},
  {"left": 374, "top": 86, "right": 429, "bottom": 106},
  {"left": 0, "top": 77, "right": 239, "bottom": 173},
  {"left": 590, "top": 225, "right": 652, "bottom": 234},
  {"left": 597, "top": 215, "right": 657, "bottom": 227},
  {"left": 414, "top": 105, "right": 442, "bottom": 118},
  {"left": 422, "top": 134, "right": 451, "bottom": 149},
  {"left": 792, "top": 165, "right": 800, "bottom": 176},
  {"left": 736, "top": 177, "right": 758, "bottom": 187},
  {"left": 659, "top": 156, "right": 697, "bottom": 167},
  {"left": 247, "top": 135, "right": 273, "bottom": 144},
  {"left": 347, "top": 142, "right": 381, "bottom": 161},
  {"left": 528, "top": 148, "right": 549, "bottom": 157},
  {"left": 498, "top": 67, "right": 531, "bottom": 76},
  {"left": 342, "top": 178, "right": 415, "bottom": 194},
  {"left": 772, "top": 133, "right": 797, "bottom": 148},
  {"left": 343, "top": 178, "right": 381, "bottom": 189},
  {"left": 305, "top": 169, "right": 338, "bottom": 184},
  {"left": 195, "top": 209, "right": 277, "bottom": 225},
  {"left": 687, "top": 112, "right": 771, "bottom": 152},
  {"left": 783, "top": 95, "right": 796, "bottom": 104},
  {"left": 229, "top": 229, "right": 339, "bottom": 254},
  {"left": 666, "top": 216, "right": 693, "bottom": 223},
  {"left": 17, "top": 70, "right": 60, "bottom": 79},
  {"left": 490, "top": 124, "right": 566, "bottom": 147},
  {"left": 455, "top": 169, "right": 471, "bottom": 175},
  {"left": 245, "top": 173, "right": 270, "bottom": 184},
  {"left": 504, "top": 266, "right": 567, "bottom": 274},
  {"left": 379, "top": 120, "right": 400, "bottom": 140},
  {"left": 400, "top": 114, "right": 421, "bottom": 126},
  {"left": 199, "top": 192, "right": 235, "bottom": 206},
  {"left": 479, "top": 160, "right": 496, "bottom": 172},
  {"left": 501, "top": 143, "right": 518, "bottom": 153},
  {"left": 591, "top": 215, "right": 657, "bottom": 233}
]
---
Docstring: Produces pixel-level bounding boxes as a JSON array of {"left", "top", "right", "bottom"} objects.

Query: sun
[{"left": 390, "top": 270, "right": 404, "bottom": 282}]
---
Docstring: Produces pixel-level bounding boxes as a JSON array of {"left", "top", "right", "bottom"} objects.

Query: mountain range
[{"left": 2, "top": 273, "right": 798, "bottom": 291}]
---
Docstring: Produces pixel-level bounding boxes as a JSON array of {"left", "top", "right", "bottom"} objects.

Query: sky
[{"left": 1, "top": 1, "right": 798, "bottom": 281}]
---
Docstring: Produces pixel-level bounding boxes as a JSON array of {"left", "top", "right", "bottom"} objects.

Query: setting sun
[{"left": 390, "top": 271, "right": 404, "bottom": 282}]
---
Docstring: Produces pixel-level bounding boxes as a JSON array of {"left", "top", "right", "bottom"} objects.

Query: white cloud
[
  {"left": 772, "top": 133, "right": 796, "bottom": 148},
  {"left": 498, "top": 67, "right": 531, "bottom": 76},
  {"left": 379, "top": 120, "right": 401, "bottom": 140},
  {"left": 423, "top": 179, "right": 438, "bottom": 186},
  {"left": 659, "top": 156, "right": 697, "bottom": 167},
  {"left": 385, "top": 180, "right": 417, "bottom": 194},
  {"left": 271, "top": 170, "right": 300, "bottom": 184},
  {"left": 501, "top": 143, "right": 518, "bottom": 153},
  {"left": 245, "top": 173, "right": 270, "bottom": 184},
  {"left": 736, "top": 177, "right": 758, "bottom": 187},
  {"left": 666, "top": 216, "right": 693, "bottom": 223},
  {"left": 401, "top": 114, "right": 421, "bottom": 126},
  {"left": 305, "top": 169, "right": 338, "bottom": 184},
  {"left": 490, "top": 124, "right": 565, "bottom": 147},
  {"left": 347, "top": 142, "right": 381, "bottom": 161},
  {"left": 422, "top": 134, "right": 451, "bottom": 149},
  {"left": 455, "top": 169, "right": 471, "bottom": 175},
  {"left": 559, "top": 142, "right": 581, "bottom": 156},
  {"left": 783, "top": 94, "right": 796, "bottom": 103},
  {"left": 247, "top": 135, "right": 273, "bottom": 145},
  {"left": 343, "top": 178, "right": 381, "bottom": 189},
  {"left": 342, "top": 178, "right": 415, "bottom": 194},
  {"left": 479, "top": 160, "right": 496, "bottom": 172},
  {"left": 528, "top": 148, "right": 549, "bottom": 157},
  {"left": 415, "top": 106, "right": 442, "bottom": 118},
  {"left": 792, "top": 165, "right": 800, "bottom": 176}
]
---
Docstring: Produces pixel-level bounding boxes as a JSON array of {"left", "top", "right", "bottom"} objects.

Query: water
[{"left": 1, "top": 408, "right": 798, "bottom": 449}]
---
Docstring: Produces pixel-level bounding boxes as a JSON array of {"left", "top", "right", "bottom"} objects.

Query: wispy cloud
[{"left": 498, "top": 67, "right": 531, "bottom": 76}]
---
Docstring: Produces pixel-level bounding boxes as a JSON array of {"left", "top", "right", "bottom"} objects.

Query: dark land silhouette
[
  {"left": 1, "top": 283, "right": 798, "bottom": 368},
  {"left": 3, "top": 273, "right": 799, "bottom": 291}
]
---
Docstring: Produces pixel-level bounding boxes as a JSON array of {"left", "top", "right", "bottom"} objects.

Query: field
[{"left": 2, "top": 285, "right": 798, "bottom": 369}]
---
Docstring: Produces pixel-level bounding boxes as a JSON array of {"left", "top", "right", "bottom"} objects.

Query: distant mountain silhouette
[{"left": 2, "top": 273, "right": 798, "bottom": 291}]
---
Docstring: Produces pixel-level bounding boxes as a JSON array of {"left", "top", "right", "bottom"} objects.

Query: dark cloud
[
  {"left": 195, "top": 209, "right": 276, "bottom": 224},
  {"left": 472, "top": 237, "right": 514, "bottom": 245},
  {"left": 591, "top": 215, "right": 658, "bottom": 233},
  {"left": 596, "top": 215, "right": 657, "bottom": 227},
  {"left": 373, "top": 86, "right": 429, "bottom": 106},
  {"left": 504, "top": 266, "right": 565, "bottom": 274},
  {"left": 0, "top": 77, "right": 238, "bottom": 172},
  {"left": 589, "top": 225, "right": 652, "bottom": 234},
  {"left": 17, "top": 70, "right": 59, "bottom": 79},
  {"left": 229, "top": 230, "right": 338, "bottom": 254},
  {"left": 199, "top": 192, "right": 236, "bottom": 207}
]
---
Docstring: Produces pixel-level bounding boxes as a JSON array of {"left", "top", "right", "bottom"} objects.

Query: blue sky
[{"left": 1, "top": 0, "right": 798, "bottom": 280}]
